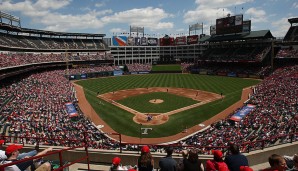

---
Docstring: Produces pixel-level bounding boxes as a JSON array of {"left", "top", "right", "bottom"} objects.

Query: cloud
[
  {"left": 34, "top": 0, "right": 71, "bottom": 10},
  {"left": 270, "top": 17, "right": 290, "bottom": 37},
  {"left": 0, "top": 0, "right": 71, "bottom": 13},
  {"left": 183, "top": 0, "right": 251, "bottom": 27},
  {"left": 176, "top": 28, "right": 185, "bottom": 32},
  {"left": 95, "top": 2, "right": 105, "bottom": 8},
  {"left": 42, "top": 11, "right": 111, "bottom": 31},
  {"left": 110, "top": 28, "right": 127, "bottom": 34},
  {"left": 245, "top": 7, "right": 267, "bottom": 23},
  {"left": 293, "top": 2, "right": 298, "bottom": 8},
  {"left": 101, "top": 7, "right": 174, "bottom": 31},
  {"left": 184, "top": 8, "right": 229, "bottom": 24},
  {"left": 194, "top": 0, "right": 253, "bottom": 8},
  {"left": 0, "top": 0, "right": 71, "bottom": 17},
  {"left": 0, "top": 0, "right": 112, "bottom": 32}
]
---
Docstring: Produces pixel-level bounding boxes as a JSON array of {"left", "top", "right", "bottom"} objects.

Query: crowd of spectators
[
  {"left": 202, "top": 46, "right": 271, "bottom": 62},
  {"left": 180, "top": 62, "right": 194, "bottom": 72},
  {"left": 67, "top": 65, "right": 120, "bottom": 75},
  {"left": 276, "top": 48, "right": 298, "bottom": 58},
  {"left": 180, "top": 63, "right": 265, "bottom": 76},
  {"left": 180, "top": 65, "right": 298, "bottom": 153},
  {"left": 126, "top": 63, "right": 152, "bottom": 72},
  {"left": 0, "top": 70, "right": 119, "bottom": 149},
  {"left": 0, "top": 53, "right": 114, "bottom": 68},
  {"left": 0, "top": 33, "right": 108, "bottom": 51}
]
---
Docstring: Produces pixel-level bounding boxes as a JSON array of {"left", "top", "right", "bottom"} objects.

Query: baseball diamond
[{"left": 74, "top": 74, "right": 260, "bottom": 143}]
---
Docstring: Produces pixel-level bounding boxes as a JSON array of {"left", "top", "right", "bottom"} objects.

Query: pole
[
  {"left": 83, "top": 132, "right": 90, "bottom": 171},
  {"left": 202, "top": 22, "right": 204, "bottom": 35},
  {"left": 119, "top": 134, "right": 122, "bottom": 153}
]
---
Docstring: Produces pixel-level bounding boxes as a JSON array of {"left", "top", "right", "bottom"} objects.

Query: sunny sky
[{"left": 0, "top": 0, "right": 297, "bottom": 38}]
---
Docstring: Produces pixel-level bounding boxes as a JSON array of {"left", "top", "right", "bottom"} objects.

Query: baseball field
[{"left": 75, "top": 74, "right": 260, "bottom": 139}]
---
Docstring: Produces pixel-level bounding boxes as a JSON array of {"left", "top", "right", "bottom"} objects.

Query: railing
[
  {"left": 1, "top": 132, "right": 297, "bottom": 154},
  {"left": 119, "top": 132, "right": 298, "bottom": 154},
  {"left": 0, "top": 132, "right": 296, "bottom": 170},
  {"left": 0, "top": 145, "right": 88, "bottom": 171}
]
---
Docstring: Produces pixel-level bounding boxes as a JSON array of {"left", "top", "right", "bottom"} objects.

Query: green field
[
  {"left": 76, "top": 74, "right": 260, "bottom": 138},
  {"left": 117, "top": 92, "right": 198, "bottom": 113},
  {"left": 151, "top": 64, "right": 181, "bottom": 71}
]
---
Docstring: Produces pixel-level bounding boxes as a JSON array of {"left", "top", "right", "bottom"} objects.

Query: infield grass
[
  {"left": 117, "top": 92, "right": 198, "bottom": 113},
  {"left": 76, "top": 74, "right": 260, "bottom": 138}
]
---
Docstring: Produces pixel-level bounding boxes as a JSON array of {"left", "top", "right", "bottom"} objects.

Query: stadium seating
[
  {"left": 181, "top": 65, "right": 298, "bottom": 153},
  {"left": 0, "top": 70, "right": 120, "bottom": 149},
  {"left": 126, "top": 63, "right": 152, "bottom": 72},
  {"left": 0, "top": 53, "right": 113, "bottom": 68},
  {"left": 0, "top": 32, "right": 108, "bottom": 50}
]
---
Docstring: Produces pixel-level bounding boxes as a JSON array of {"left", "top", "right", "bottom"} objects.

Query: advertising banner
[
  {"left": 147, "top": 38, "right": 158, "bottom": 46},
  {"left": 210, "top": 25, "right": 216, "bottom": 35},
  {"left": 135, "top": 37, "right": 140, "bottom": 46},
  {"left": 112, "top": 36, "right": 127, "bottom": 46},
  {"left": 127, "top": 36, "right": 135, "bottom": 46},
  {"left": 160, "top": 37, "right": 175, "bottom": 46},
  {"left": 113, "top": 70, "right": 123, "bottom": 76},
  {"left": 190, "top": 23, "right": 203, "bottom": 31},
  {"left": 230, "top": 104, "right": 255, "bottom": 122},
  {"left": 243, "top": 20, "right": 251, "bottom": 32},
  {"left": 175, "top": 36, "right": 187, "bottom": 45},
  {"left": 235, "top": 15, "right": 243, "bottom": 25},
  {"left": 65, "top": 102, "right": 78, "bottom": 118},
  {"left": 187, "top": 35, "right": 199, "bottom": 44},
  {"left": 141, "top": 37, "right": 147, "bottom": 46}
]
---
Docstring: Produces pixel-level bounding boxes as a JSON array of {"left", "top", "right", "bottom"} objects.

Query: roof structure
[
  {"left": 0, "top": 24, "right": 106, "bottom": 38},
  {"left": 206, "top": 30, "right": 274, "bottom": 42},
  {"left": 288, "top": 18, "right": 298, "bottom": 24}
]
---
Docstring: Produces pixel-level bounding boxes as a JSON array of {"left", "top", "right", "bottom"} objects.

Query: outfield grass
[
  {"left": 151, "top": 64, "right": 181, "bottom": 71},
  {"left": 117, "top": 92, "right": 198, "bottom": 113},
  {"left": 76, "top": 74, "right": 260, "bottom": 138}
]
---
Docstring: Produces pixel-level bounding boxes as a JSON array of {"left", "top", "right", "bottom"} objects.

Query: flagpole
[{"left": 202, "top": 22, "right": 203, "bottom": 35}]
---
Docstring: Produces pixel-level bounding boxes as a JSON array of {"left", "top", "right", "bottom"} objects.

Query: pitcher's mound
[{"left": 149, "top": 99, "right": 164, "bottom": 104}]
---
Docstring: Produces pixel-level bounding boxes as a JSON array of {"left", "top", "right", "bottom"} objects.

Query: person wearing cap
[
  {"left": 110, "top": 156, "right": 127, "bottom": 171},
  {"left": 4, "top": 144, "right": 53, "bottom": 171},
  {"left": 159, "top": 146, "right": 177, "bottom": 171},
  {"left": 206, "top": 150, "right": 229, "bottom": 171},
  {"left": 138, "top": 145, "right": 154, "bottom": 171},
  {"left": 225, "top": 143, "right": 249, "bottom": 171},
  {"left": 0, "top": 140, "right": 37, "bottom": 161}
]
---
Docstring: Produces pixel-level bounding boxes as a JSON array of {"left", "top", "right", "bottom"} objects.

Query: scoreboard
[{"left": 216, "top": 14, "right": 243, "bottom": 35}]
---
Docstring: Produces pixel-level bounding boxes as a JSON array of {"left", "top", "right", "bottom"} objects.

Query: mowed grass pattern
[
  {"left": 76, "top": 74, "right": 260, "bottom": 138},
  {"left": 117, "top": 92, "right": 198, "bottom": 113}
]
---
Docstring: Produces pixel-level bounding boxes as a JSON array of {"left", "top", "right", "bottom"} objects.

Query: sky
[{"left": 0, "top": 0, "right": 297, "bottom": 38}]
